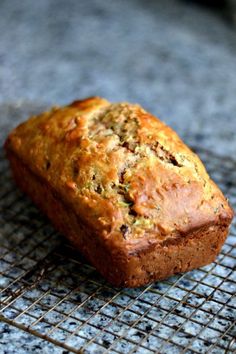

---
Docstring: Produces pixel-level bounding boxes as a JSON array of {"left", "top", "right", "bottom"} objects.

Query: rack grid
[{"left": 0, "top": 146, "right": 235, "bottom": 354}]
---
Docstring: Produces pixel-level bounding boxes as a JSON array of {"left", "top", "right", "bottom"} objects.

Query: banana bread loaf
[{"left": 4, "top": 97, "right": 233, "bottom": 287}]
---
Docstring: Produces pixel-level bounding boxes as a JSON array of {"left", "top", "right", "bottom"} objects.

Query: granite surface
[
  {"left": 0, "top": 0, "right": 236, "bottom": 154},
  {"left": 0, "top": 0, "right": 236, "bottom": 353},
  {"left": 0, "top": 322, "right": 65, "bottom": 354}
]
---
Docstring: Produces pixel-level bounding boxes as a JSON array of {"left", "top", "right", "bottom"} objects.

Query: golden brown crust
[
  {"left": 5, "top": 151, "right": 231, "bottom": 287},
  {"left": 4, "top": 97, "right": 234, "bottom": 287}
]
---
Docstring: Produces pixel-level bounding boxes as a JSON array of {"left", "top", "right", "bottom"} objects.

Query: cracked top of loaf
[{"left": 5, "top": 97, "right": 233, "bottom": 249}]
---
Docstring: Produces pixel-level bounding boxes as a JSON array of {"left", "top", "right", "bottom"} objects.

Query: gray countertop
[
  {"left": 1, "top": 0, "right": 236, "bottom": 155},
  {"left": 0, "top": 0, "right": 236, "bottom": 353}
]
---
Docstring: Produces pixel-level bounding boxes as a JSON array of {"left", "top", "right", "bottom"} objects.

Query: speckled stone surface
[
  {"left": 0, "top": 322, "right": 65, "bottom": 354},
  {"left": 1, "top": 0, "right": 236, "bottom": 154},
  {"left": 0, "top": 0, "right": 235, "bottom": 353}
]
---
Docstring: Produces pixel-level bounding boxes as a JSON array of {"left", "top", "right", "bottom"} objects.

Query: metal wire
[{"left": 0, "top": 146, "right": 235, "bottom": 354}]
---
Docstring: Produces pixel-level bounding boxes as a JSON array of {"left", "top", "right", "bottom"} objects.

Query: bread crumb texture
[{"left": 6, "top": 97, "right": 233, "bottom": 246}]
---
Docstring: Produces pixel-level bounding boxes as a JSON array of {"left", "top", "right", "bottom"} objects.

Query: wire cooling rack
[{"left": 0, "top": 146, "right": 235, "bottom": 354}]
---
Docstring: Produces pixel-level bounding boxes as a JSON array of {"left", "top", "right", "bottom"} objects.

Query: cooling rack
[{"left": 0, "top": 146, "right": 235, "bottom": 354}]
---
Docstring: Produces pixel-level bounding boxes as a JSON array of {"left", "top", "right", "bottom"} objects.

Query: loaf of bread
[{"left": 5, "top": 97, "right": 233, "bottom": 287}]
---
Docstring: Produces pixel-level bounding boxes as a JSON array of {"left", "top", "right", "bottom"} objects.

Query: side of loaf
[{"left": 5, "top": 97, "right": 233, "bottom": 287}]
